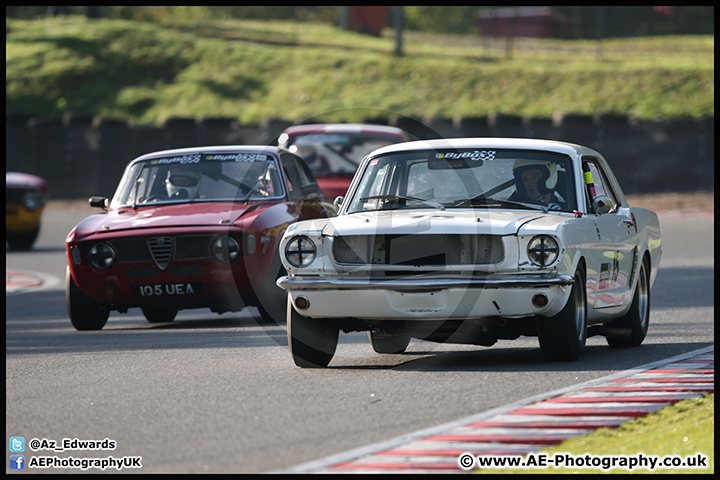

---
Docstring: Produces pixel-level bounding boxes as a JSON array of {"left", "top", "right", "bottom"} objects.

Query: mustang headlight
[
  {"left": 88, "top": 242, "right": 117, "bottom": 270},
  {"left": 527, "top": 235, "right": 559, "bottom": 267},
  {"left": 285, "top": 236, "right": 316, "bottom": 268},
  {"left": 212, "top": 235, "right": 240, "bottom": 263}
]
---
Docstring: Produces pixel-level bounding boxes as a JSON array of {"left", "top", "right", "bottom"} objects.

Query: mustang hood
[
  {"left": 321, "top": 210, "right": 548, "bottom": 237},
  {"left": 72, "top": 202, "right": 264, "bottom": 239}
]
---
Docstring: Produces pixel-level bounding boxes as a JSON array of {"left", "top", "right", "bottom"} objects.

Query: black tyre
[
  {"left": 606, "top": 257, "right": 650, "bottom": 348},
  {"left": 538, "top": 264, "right": 587, "bottom": 361},
  {"left": 254, "top": 255, "right": 287, "bottom": 325},
  {"left": 287, "top": 296, "right": 338, "bottom": 368},
  {"left": 141, "top": 307, "right": 178, "bottom": 323},
  {"left": 66, "top": 268, "right": 110, "bottom": 331},
  {"left": 368, "top": 331, "right": 410, "bottom": 354},
  {"left": 6, "top": 226, "right": 40, "bottom": 250}
]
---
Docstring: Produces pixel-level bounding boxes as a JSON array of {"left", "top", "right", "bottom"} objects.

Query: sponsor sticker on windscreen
[
  {"left": 204, "top": 153, "right": 269, "bottom": 162},
  {"left": 428, "top": 150, "right": 496, "bottom": 169}
]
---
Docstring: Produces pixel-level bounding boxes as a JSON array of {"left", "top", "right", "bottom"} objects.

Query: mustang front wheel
[
  {"left": 538, "top": 264, "right": 587, "bottom": 361},
  {"left": 287, "top": 296, "right": 338, "bottom": 368},
  {"left": 66, "top": 268, "right": 110, "bottom": 331}
]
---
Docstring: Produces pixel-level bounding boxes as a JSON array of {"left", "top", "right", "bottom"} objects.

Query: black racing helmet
[{"left": 512, "top": 159, "right": 558, "bottom": 197}]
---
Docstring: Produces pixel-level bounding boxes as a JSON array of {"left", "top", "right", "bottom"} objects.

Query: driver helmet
[
  {"left": 513, "top": 158, "right": 558, "bottom": 197},
  {"left": 166, "top": 165, "right": 202, "bottom": 199}
]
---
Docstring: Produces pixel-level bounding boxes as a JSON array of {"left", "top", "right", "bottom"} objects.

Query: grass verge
[
  {"left": 6, "top": 16, "right": 714, "bottom": 126},
  {"left": 478, "top": 394, "right": 714, "bottom": 474}
]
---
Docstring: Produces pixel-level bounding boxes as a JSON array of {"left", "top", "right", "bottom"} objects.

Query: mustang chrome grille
[{"left": 332, "top": 234, "right": 504, "bottom": 266}]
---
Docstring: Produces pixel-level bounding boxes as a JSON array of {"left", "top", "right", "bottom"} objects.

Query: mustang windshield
[
  {"left": 286, "top": 133, "right": 400, "bottom": 176},
  {"left": 111, "top": 152, "right": 284, "bottom": 207},
  {"left": 346, "top": 149, "right": 576, "bottom": 213}
]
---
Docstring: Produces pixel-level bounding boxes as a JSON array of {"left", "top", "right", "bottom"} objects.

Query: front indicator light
[
  {"left": 532, "top": 293, "right": 549, "bottom": 307},
  {"left": 246, "top": 234, "right": 256, "bottom": 255},
  {"left": 294, "top": 296, "right": 310, "bottom": 310},
  {"left": 285, "top": 236, "right": 316, "bottom": 268},
  {"left": 88, "top": 242, "right": 117, "bottom": 270},
  {"left": 527, "top": 235, "right": 559, "bottom": 267},
  {"left": 70, "top": 245, "right": 82, "bottom": 265}
]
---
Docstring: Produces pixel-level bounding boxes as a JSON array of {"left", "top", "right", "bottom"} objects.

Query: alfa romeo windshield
[{"left": 111, "top": 152, "right": 284, "bottom": 207}]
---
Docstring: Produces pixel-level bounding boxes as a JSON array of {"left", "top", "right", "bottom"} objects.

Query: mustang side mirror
[
  {"left": 592, "top": 195, "right": 612, "bottom": 215},
  {"left": 89, "top": 196, "right": 109, "bottom": 210},
  {"left": 333, "top": 196, "right": 344, "bottom": 211}
]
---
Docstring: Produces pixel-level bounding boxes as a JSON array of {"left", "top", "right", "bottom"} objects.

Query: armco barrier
[{"left": 5, "top": 113, "right": 713, "bottom": 199}]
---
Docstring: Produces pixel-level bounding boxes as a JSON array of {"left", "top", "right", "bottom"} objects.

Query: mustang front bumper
[{"left": 277, "top": 273, "right": 573, "bottom": 320}]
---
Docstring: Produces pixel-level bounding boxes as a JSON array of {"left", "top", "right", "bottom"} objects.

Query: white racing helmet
[
  {"left": 166, "top": 165, "right": 202, "bottom": 199},
  {"left": 513, "top": 158, "right": 558, "bottom": 196}
]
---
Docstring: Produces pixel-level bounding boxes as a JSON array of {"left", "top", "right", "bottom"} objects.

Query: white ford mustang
[{"left": 277, "top": 138, "right": 662, "bottom": 367}]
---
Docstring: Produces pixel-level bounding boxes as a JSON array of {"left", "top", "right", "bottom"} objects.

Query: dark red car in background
[
  {"left": 65, "top": 145, "right": 333, "bottom": 330},
  {"left": 278, "top": 123, "right": 410, "bottom": 201}
]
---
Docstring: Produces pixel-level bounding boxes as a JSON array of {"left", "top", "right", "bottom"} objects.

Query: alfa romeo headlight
[
  {"left": 88, "top": 242, "right": 117, "bottom": 270},
  {"left": 527, "top": 235, "right": 559, "bottom": 267},
  {"left": 212, "top": 235, "right": 240, "bottom": 263},
  {"left": 285, "top": 236, "right": 316, "bottom": 268}
]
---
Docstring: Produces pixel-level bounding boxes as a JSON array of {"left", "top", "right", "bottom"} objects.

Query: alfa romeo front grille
[
  {"left": 148, "top": 236, "right": 174, "bottom": 270},
  {"left": 105, "top": 234, "right": 218, "bottom": 267},
  {"left": 332, "top": 234, "right": 504, "bottom": 266}
]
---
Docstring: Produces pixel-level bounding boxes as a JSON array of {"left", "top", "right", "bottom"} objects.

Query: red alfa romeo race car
[{"left": 65, "top": 145, "right": 334, "bottom": 330}]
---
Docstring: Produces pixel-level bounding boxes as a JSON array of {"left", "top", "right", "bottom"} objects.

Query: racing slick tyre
[
  {"left": 369, "top": 331, "right": 411, "bottom": 354},
  {"left": 606, "top": 256, "right": 650, "bottom": 348},
  {"left": 141, "top": 307, "right": 178, "bottom": 323},
  {"left": 538, "top": 264, "right": 587, "bottom": 361},
  {"left": 287, "top": 296, "right": 338, "bottom": 368},
  {"left": 66, "top": 268, "right": 110, "bottom": 331}
]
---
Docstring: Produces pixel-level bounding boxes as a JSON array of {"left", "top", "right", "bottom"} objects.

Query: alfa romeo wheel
[
  {"left": 538, "top": 264, "right": 587, "bottom": 361},
  {"left": 287, "top": 296, "right": 338, "bottom": 368},
  {"left": 254, "top": 255, "right": 287, "bottom": 325},
  {"left": 66, "top": 268, "right": 110, "bottom": 331}
]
